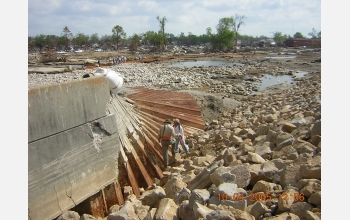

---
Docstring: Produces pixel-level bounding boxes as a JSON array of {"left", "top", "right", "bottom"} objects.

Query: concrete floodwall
[{"left": 28, "top": 77, "right": 121, "bottom": 220}]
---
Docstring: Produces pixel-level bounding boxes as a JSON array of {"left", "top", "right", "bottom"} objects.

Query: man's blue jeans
[{"left": 172, "top": 137, "right": 189, "bottom": 154}]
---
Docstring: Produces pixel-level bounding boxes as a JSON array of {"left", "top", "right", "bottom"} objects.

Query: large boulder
[
  {"left": 164, "top": 176, "right": 187, "bottom": 199},
  {"left": 139, "top": 186, "right": 166, "bottom": 208},
  {"left": 210, "top": 166, "right": 237, "bottom": 186},
  {"left": 107, "top": 201, "right": 139, "bottom": 220},
  {"left": 57, "top": 211, "right": 80, "bottom": 220},
  {"left": 189, "top": 189, "right": 211, "bottom": 207},
  {"left": 154, "top": 198, "right": 178, "bottom": 220},
  {"left": 178, "top": 200, "right": 196, "bottom": 220}
]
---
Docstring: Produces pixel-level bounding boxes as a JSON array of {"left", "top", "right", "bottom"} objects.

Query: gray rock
[
  {"left": 289, "top": 202, "right": 314, "bottom": 219},
  {"left": 311, "top": 120, "right": 321, "bottom": 137},
  {"left": 139, "top": 186, "right": 166, "bottom": 208},
  {"left": 308, "top": 191, "right": 321, "bottom": 206},
  {"left": 215, "top": 183, "right": 238, "bottom": 198},
  {"left": 280, "top": 164, "right": 300, "bottom": 188},
  {"left": 206, "top": 210, "right": 236, "bottom": 220},
  {"left": 252, "top": 180, "right": 272, "bottom": 193},
  {"left": 217, "top": 204, "right": 255, "bottom": 219},
  {"left": 256, "top": 124, "right": 270, "bottom": 136},
  {"left": 247, "top": 152, "right": 266, "bottom": 164},
  {"left": 210, "top": 166, "right": 237, "bottom": 186},
  {"left": 255, "top": 141, "right": 273, "bottom": 157},
  {"left": 189, "top": 189, "right": 211, "bottom": 207},
  {"left": 192, "top": 202, "right": 213, "bottom": 219},
  {"left": 57, "top": 211, "right": 80, "bottom": 220},
  {"left": 107, "top": 201, "right": 139, "bottom": 220},
  {"left": 174, "top": 187, "right": 191, "bottom": 205},
  {"left": 154, "top": 198, "right": 178, "bottom": 220},
  {"left": 79, "top": 214, "right": 97, "bottom": 220},
  {"left": 221, "top": 198, "right": 247, "bottom": 211},
  {"left": 229, "top": 165, "right": 251, "bottom": 188},
  {"left": 247, "top": 201, "right": 270, "bottom": 219},
  {"left": 275, "top": 132, "right": 294, "bottom": 147},
  {"left": 178, "top": 200, "right": 196, "bottom": 220},
  {"left": 164, "top": 176, "right": 187, "bottom": 199}
]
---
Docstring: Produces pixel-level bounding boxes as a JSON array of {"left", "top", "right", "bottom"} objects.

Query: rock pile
[{"left": 55, "top": 69, "right": 321, "bottom": 219}]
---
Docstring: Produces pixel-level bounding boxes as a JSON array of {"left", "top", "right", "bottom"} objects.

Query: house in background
[{"left": 284, "top": 38, "right": 321, "bottom": 48}]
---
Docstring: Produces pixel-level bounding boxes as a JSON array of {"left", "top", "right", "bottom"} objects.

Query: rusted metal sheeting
[{"left": 127, "top": 87, "right": 205, "bottom": 130}]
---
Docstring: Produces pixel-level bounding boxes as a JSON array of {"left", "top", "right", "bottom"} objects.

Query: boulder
[
  {"left": 252, "top": 180, "right": 272, "bottom": 193},
  {"left": 174, "top": 187, "right": 191, "bottom": 205},
  {"left": 247, "top": 152, "right": 266, "bottom": 164},
  {"left": 57, "top": 211, "right": 80, "bottom": 220},
  {"left": 139, "top": 186, "right": 166, "bottom": 208},
  {"left": 289, "top": 202, "right": 314, "bottom": 219},
  {"left": 277, "top": 188, "right": 298, "bottom": 212},
  {"left": 254, "top": 141, "right": 273, "bottom": 157},
  {"left": 206, "top": 210, "right": 236, "bottom": 220},
  {"left": 275, "top": 132, "right": 294, "bottom": 148},
  {"left": 79, "top": 214, "right": 98, "bottom": 220},
  {"left": 189, "top": 189, "right": 211, "bottom": 207},
  {"left": 247, "top": 201, "right": 271, "bottom": 219},
  {"left": 300, "top": 181, "right": 321, "bottom": 198},
  {"left": 215, "top": 183, "right": 238, "bottom": 198},
  {"left": 107, "top": 201, "right": 139, "bottom": 220},
  {"left": 311, "top": 120, "right": 321, "bottom": 137},
  {"left": 217, "top": 204, "right": 255, "bottom": 220},
  {"left": 178, "top": 200, "right": 196, "bottom": 220},
  {"left": 256, "top": 124, "right": 270, "bottom": 136},
  {"left": 263, "top": 212, "right": 300, "bottom": 220},
  {"left": 282, "top": 122, "right": 297, "bottom": 133},
  {"left": 210, "top": 166, "right": 237, "bottom": 186},
  {"left": 164, "top": 176, "right": 187, "bottom": 199},
  {"left": 220, "top": 199, "right": 247, "bottom": 211},
  {"left": 280, "top": 164, "right": 300, "bottom": 188},
  {"left": 228, "top": 165, "right": 251, "bottom": 188},
  {"left": 308, "top": 191, "right": 321, "bottom": 206},
  {"left": 192, "top": 202, "right": 213, "bottom": 219},
  {"left": 154, "top": 198, "right": 178, "bottom": 220}
]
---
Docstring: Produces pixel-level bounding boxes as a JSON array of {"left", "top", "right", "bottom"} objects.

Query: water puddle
[
  {"left": 264, "top": 56, "right": 297, "bottom": 59},
  {"left": 250, "top": 71, "right": 307, "bottom": 91},
  {"left": 168, "top": 60, "right": 243, "bottom": 68}
]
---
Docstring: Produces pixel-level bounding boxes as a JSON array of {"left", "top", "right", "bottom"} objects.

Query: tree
[
  {"left": 293, "top": 32, "right": 305, "bottom": 38},
  {"left": 232, "top": 14, "right": 246, "bottom": 47},
  {"left": 33, "top": 34, "right": 46, "bottom": 51},
  {"left": 89, "top": 33, "right": 100, "bottom": 45},
  {"left": 308, "top": 28, "right": 321, "bottom": 39},
  {"left": 111, "top": 25, "right": 126, "bottom": 50},
  {"left": 272, "top": 32, "right": 286, "bottom": 46},
  {"left": 156, "top": 16, "right": 167, "bottom": 50},
  {"left": 207, "top": 17, "right": 235, "bottom": 51},
  {"left": 62, "top": 26, "right": 73, "bottom": 48},
  {"left": 73, "top": 32, "right": 89, "bottom": 47},
  {"left": 128, "top": 34, "right": 140, "bottom": 53}
]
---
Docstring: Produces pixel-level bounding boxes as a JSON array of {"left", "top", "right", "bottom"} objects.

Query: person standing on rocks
[
  {"left": 172, "top": 119, "right": 189, "bottom": 154},
  {"left": 158, "top": 119, "right": 176, "bottom": 167}
]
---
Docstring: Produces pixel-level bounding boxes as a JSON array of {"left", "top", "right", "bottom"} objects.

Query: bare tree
[
  {"left": 156, "top": 16, "right": 167, "bottom": 50},
  {"left": 232, "top": 14, "right": 246, "bottom": 47},
  {"left": 62, "top": 26, "right": 73, "bottom": 48}
]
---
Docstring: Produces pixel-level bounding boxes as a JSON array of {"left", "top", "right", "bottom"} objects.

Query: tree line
[{"left": 28, "top": 15, "right": 321, "bottom": 53}]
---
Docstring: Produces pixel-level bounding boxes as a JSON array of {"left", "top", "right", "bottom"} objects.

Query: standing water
[
  {"left": 251, "top": 71, "right": 308, "bottom": 91},
  {"left": 168, "top": 60, "right": 243, "bottom": 68}
]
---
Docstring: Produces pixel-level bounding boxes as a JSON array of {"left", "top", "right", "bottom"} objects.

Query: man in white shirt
[{"left": 172, "top": 119, "right": 189, "bottom": 154}]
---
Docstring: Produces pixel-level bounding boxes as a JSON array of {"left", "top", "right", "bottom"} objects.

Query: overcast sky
[{"left": 28, "top": 0, "right": 321, "bottom": 38}]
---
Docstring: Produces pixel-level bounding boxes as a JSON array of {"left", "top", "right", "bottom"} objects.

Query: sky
[{"left": 28, "top": 0, "right": 321, "bottom": 39}]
